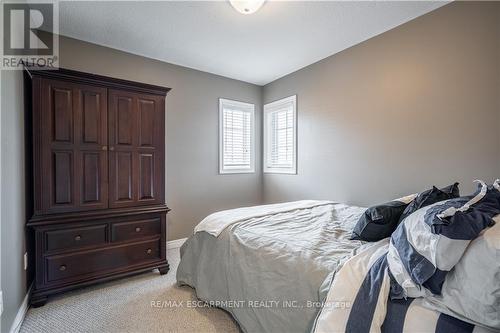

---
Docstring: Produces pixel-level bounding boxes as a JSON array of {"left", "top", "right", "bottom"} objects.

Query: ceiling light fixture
[{"left": 229, "top": 0, "right": 265, "bottom": 15}]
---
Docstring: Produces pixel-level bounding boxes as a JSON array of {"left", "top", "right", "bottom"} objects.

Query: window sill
[
  {"left": 263, "top": 169, "right": 297, "bottom": 174},
  {"left": 219, "top": 169, "right": 256, "bottom": 174}
]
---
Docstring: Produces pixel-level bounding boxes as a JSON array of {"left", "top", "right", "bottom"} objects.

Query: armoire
[{"left": 24, "top": 67, "right": 170, "bottom": 306}]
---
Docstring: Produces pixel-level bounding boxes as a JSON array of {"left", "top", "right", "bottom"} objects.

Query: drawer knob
[
  {"left": 59, "top": 265, "right": 67, "bottom": 271},
  {"left": 135, "top": 227, "right": 141, "bottom": 233},
  {"left": 74, "top": 235, "right": 82, "bottom": 241},
  {"left": 146, "top": 248, "right": 152, "bottom": 254}
]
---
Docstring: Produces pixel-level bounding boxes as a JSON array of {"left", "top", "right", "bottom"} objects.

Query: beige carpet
[{"left": 20, "top": 248, "right": 240, "bottom": 333}]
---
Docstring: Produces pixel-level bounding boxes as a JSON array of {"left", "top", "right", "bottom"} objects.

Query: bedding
[
  {"left": 177, "top": 192, "right": 499, "bottom": 333},
  {"left": 177, "top": 202, "right": 368, "bottom": 333},
  {"left": 388, "top": 181, "right": 499, "bottom": 298},
  {"left": 313, "top": 240, "right": 497, "bottom": 333},
  {"left": 398, "top": 183, "right": 460, "bottom": 223},
  {"left": 351, "top": 193, "right": 417, "bottom": 242},
  {"left": 194, "top": 200, "right": 335, "bottom": 237},
  {"left": 422, "top": 213, "right": 500, "bottom": 330}
]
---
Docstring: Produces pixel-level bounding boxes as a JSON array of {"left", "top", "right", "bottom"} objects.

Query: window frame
[
  {"left": 219, "top": 98, "right": 256, "bottom": 174},
  {"left": 263, "top": 95, "right": 297, "bottom": 174}
]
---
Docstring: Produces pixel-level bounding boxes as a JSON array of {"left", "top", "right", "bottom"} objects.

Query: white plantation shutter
[
  {"left": 223, "top": 108, "right": 251, "bottom": 167},
  {"left": 264, "top": 95, "right": 297, "bottom": 174},
  {"left": 219, "top": 99, "right": 255, "bottom": 173},
  {"left": 270, "top": 108, "right": 294, "bottom": 167}
]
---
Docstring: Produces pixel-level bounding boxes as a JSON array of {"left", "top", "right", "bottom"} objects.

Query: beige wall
[
  {"left": 1, "top": 69, "right": 27, "bottom": 333},
  {"left": 497, "top": 10, "right": 500, "bottom": 175},
  {"left": 58, "top": 36, "right": 263, "bottom": 241},
  {"left": 262, "top": 2, "right": 500, "bottom": 206}
]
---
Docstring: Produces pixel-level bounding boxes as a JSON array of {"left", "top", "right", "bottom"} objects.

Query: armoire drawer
[
  {"left": 45, "top": 238, "right": 161, "bottom": 283},
  {"left": 111, "top": 218, "right": 161, "bottom": 242},
  {"left": 45, "top": 224, "right": 107, "bottom": 252}
]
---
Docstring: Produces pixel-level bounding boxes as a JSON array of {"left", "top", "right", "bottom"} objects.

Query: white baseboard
[
  {"left": 0, "top": 290, "right": 4, "bottom": 317},
  {"left": 9, "top": 283, "right": 33, "bottom": 333},
  {"left": 167, "top": 238, "right": 187, "bottom": 250}
]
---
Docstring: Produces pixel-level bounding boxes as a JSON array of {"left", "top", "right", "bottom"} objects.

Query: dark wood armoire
[{"left": 25, "top": 67, "right": 170, "bottom": 307}]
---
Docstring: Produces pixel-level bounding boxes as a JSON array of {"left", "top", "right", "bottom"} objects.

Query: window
[
  {"left": 219, "top": 98, "right": 255, "bottom": 174},
  {"left": 264, "top": 95, "right": 297, "bottom": 174}
]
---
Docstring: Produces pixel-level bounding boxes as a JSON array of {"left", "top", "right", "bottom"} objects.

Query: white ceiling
[{"left": 59, "top": 1, "right": 448, "bottom": 85}]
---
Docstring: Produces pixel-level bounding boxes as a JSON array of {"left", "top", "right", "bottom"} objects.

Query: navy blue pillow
[
  {"left": 398, "top": 183, "right": 460, "bottom": 224},
  {"left": 351, "top": 194, "right": 416, "bottom": 242}
]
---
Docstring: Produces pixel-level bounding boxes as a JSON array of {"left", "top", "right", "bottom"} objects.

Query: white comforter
[{"left": 194, "top": 200, "right": 335, "bottom": 236}]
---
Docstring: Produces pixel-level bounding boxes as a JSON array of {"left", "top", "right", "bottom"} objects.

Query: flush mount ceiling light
[{"left": 229, "top": 0, "right": 265, "bottom": 15}]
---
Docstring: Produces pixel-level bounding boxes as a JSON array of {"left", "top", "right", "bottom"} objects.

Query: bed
[{"left": 176, "top": 200, "right": 497, "bottom": 333}]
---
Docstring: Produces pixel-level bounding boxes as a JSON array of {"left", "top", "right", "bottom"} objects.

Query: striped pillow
[
  {"left": 387, "top": 180, "right": 500, "bottom": 299},
  {"left": 423, "top": 212, "right": 500, "bottom": 330}
]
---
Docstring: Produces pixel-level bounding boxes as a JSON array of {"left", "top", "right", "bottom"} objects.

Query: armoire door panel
[
  {"left": 52, "top": 87, "right": 73, "bottom": 143},
  {"left": 82, "top": 152, "right": 100, "bottom": 203},
  {"left": 138, "top": 99, "right": 155, "bottom": 147},
  {"left": 108, "top": 90, "right": 165, "bottom": 208},
  {"left": 117, "top": 97, "right": 134, "bottom": 146},
  {"left": 81, "top": 91, "right": 101, "bottom": 144},
  {"left": 139, "top": 153, "right": 154, "bottom": 200},
  {"left": 115, "top": 152, "right": 133, "bottom": 201},
  {"left": 80, "top": 149, "right": 108, "bottom": 210},
  {"left": 38, "top": 78, "right": 108, "bottom": 214},
  {"left": 53, "top": 151, "right": 73, "bottom": 205}
]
